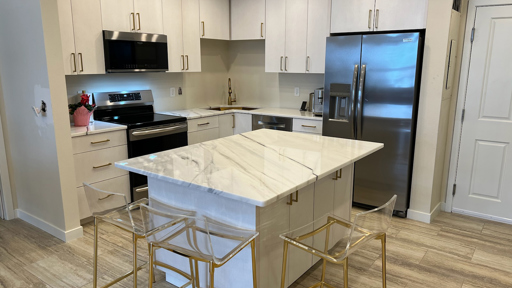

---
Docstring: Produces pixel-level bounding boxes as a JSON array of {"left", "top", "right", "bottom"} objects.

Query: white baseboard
[
  {"left": 407, "top": 202, "right": 442, "bottom": 223},
  {"left": 452, "top": 208, "right": 512, "bottom": 225},
  {"left": 16, "top": 209, "right": 83, "bottom": 242}
]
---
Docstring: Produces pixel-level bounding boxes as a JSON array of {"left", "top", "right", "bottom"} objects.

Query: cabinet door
[
  {"left": 183, "top": 0, "right": 202, "bottom": 72},
  {"left": 100, "top": 0, "right": 135, "bottom": 32},
  {"left": 231, "top": 0, "right": 265, "bottom": 40},
  {"left": 72, "top": 0, "right": 105, "bottom": 74},
  {"left": 265, "top": 0, "right": 286, "bottom": 72},
  {"left": 374, "top": 0, "right": 427, "bottom": 31},
  {"left": 134, "top": 0, "right": 164, "bottom": 34},
  {"left": 218, "top": 114, "right": 234, "bottom": 138},
  {"left": 313, "top": 173, "right": 335, "bottom": 257},
  {"left": 306, "top": 0, "right": 330, "bottom": 74},
  {"left": 287, "top": 185, "right": 315, "bottom": 286},
  {"left": 199, "top": 0, "right": 230, "bottom": 40},
  {"left": 284, "top": 0, "right": 308, "bottom": 73},
  {"left": 333, "top": 166, "right": 353, "bottom": 221},
  {"left": 57, "top": 0, "right": 77, "bottom": 75},
  {"left": 163, "top": 0, "right": 185, "bottom": 72},
  {"left": 188, "top": 128, "right": 219, "bottom": 145},
  {"left": 233, "top": 113, "right": 252, "bottom": 134},
  {"left": 331, "top": 0, "right": 375, "bottom": 33},
  {"left": 76, "top": 175, "right": 130, "bottom": 219}
]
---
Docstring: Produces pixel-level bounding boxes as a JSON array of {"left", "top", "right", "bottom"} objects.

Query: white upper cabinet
[
  {"left": 331, "top": 0, "right": 375, "bottom": 33},
  {"left": 58, "top": 0, "right": 105, "bottom": 75},
  {"left": 183, "top": 0, "right": 202, "bottom": 72},
  {"left": 199, "top": 0, "right": 230, "bottom": 40},
  {"left": 231, "top": 0, "right": 266, "bottom": 40},
  {"left": 100, "top": 0, "right": 163, "bottom": 34},
  {"left": 285, "top": 0, "right": 308, "bottom": 73},
  {"left": 306, "top": 0, "right": 330, "bottom": 73},
  {"left": 374, "top": 0, "right": 428, "bottom": 31},
  {"left": 331, "top": 0, "right": 427, "bottom": 33},
  {"left": 265, "top": 0, "right": 286, "bottom": 72}
]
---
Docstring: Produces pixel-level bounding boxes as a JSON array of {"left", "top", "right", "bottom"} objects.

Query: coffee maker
[{"left": 310, "top": 88, "right": 324, "bottom": 116}]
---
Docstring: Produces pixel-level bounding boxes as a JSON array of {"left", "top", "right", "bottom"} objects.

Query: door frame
[
  {"left": 0, "top": 115, "right": 14, "bottom": 220},
  {"left": 446, "top": 0, "right": 512, "bottom": 216}
]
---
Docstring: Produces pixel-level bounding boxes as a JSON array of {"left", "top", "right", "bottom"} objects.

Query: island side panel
[{"left": 148, "top": 177, "right": 257, "bottom": 288}]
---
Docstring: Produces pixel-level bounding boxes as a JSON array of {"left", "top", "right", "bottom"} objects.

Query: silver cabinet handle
[
  {"left": 375, "top": 9, "right": 379, "bottom": 29},
  {"left": 78, "top": 53, "right": 84, "bottom": 72},
  {"left": 280, "top": 56, "right": 284, "bottom": 71},
  {"left": 91, "top": 139, "right": 110, "bottom": 145},
  {"left": 93, "top": 163, "right": 112, "bottom": 169},
  {"left": 357, "top": 65, "right": 366, "bottom": 139},
  {"left": 181, "top": 55, "right": 185, "bottom": 70},
  {"left": 197, "top": 122, "right": 210, "bottom": 126},
  {"left": 135, "top": 187, "right": 149, "bottom": 193},
  {"left": 185, "top": 55, "right": 189, "bottom": 70},
  {"left": 137, "top": 13, "right": 141, "bottom": 31},
  {"left": 306, "top": 56, "right": 310, "bottom": 72},
  {"left": 132, "top": 125, "right": 187, "bottom": 136},
  {"left": 71, "top": 53, "right": 77, "bottom": 72},
  {"left": 368, "top": 10, "right": 373, "bottom": 29},
  {"left": 301, "top": 125, "right": 316, "bottom": 128},
  {"left": 351, "top": 64, "right": 359, "bottom": 139},
  {"left": 201, "top": 21, "right": 205, "bottom": 37},
  {"left": 261, "top": 23, "right": 264, "bottom": 38},
  {"left": 285, "top": 56, "right": 288, "bottom": 71},
  {"left": 131, "top": 13, "right": 136, "bottom": 31},
  {"left": 232, "top": 114, "right": 235, "bottom": 128}
]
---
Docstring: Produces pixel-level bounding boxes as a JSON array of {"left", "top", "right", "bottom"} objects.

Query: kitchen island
[{"left": 116, "top": 129, "right": 383, "bottom": 288}]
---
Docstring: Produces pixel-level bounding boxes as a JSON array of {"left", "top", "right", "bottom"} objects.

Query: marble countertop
[
  {"left": 115, "top": 129, "right": 383, "bottom": 207},
  {"left": 161, "top": 107, "right": 323, "bottom": 121},
  {"left": 70, "top": 121, "right": 127, "bottom": 137}
]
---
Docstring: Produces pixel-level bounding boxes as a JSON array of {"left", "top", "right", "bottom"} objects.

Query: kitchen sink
[{"left": 208, "top": 107, "right": 258, "bottom": 111}]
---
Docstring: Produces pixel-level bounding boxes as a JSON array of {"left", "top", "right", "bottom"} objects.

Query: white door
[
  {"left": 331, "top": 0, "right": 375, "bottom": 33},
  {"left": 233, "top": 113, "right": 252, "bottom": 134},
  {"left": 72, "top": 0, "right": 105, "bottom": 74},
  {"left": 182, "top": 0, "right": 202, "bottom": 72},
  {"left": 218, "top": 114, "right": 234, "bottom": 138},
  {"left": 453, "top": 5, "right": 512, "bottom": 221},
  {"left": 133, "top": 0, "right": 164, "bottom": 34},
  {"left": 100, "top": 0, "right": 135, "bottom": 32},
  {"left": 284, "top": 0, "right": 308, "bottom": 73},
  {"left": 306, "top": 0, "right": 330, "bottom": 74},
  {"left": 374, "top": 0, "right": 427, "bottom": 31},
  {"left": 231, "top": 0, "right": 265, "bottom": 40},
  {"left": 199, "top": 0, "right": 230, "bottom": 40},
  {"left": 163, "top": 0, "right": 184, "bottom": 72},
  {"left": 265, "top": 0, "right": 286, "bottom": 72},
  {"left": 57, "top": 0, "right": 77, "bottom": 75}
]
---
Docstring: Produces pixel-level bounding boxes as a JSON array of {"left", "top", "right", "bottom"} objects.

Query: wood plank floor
[{"left": 1, "top": 208, "right": 512, "bottom": 288}]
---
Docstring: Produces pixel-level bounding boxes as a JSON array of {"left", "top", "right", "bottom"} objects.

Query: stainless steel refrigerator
[{"left": 322, "top": 32, "right": 424, "bottom": 216}]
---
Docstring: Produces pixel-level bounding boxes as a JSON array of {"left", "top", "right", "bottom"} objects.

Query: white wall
[{"left": 0, "top": 0, "right": 81, "bottom": 240}]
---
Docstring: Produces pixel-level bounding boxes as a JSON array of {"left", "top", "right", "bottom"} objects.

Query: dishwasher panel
[{"left": 252, "top": 115, "right": 293, "bottom": 131}]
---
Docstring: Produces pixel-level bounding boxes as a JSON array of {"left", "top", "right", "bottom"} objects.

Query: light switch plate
[
  {"left": 170, "top": 87, "right": 175, "bottom": 97},
  {"left": 294, "top": 87, "right": 300, "bottom": 97}
]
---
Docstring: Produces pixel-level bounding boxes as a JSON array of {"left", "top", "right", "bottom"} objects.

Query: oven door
[{"left": 128, "top": 122, "right": 188, "bottom": 201}]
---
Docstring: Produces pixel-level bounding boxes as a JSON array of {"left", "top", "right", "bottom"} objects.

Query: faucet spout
[{"left": 228, "top": 78, "right": 235, "bottom": 105}]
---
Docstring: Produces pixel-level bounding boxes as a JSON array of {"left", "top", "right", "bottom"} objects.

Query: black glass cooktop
[{"left": 98, "top": 113, "right": 187, "bottom": 129}]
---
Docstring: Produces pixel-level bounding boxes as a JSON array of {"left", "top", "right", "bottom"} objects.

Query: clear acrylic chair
[
  {"left": 280, "top": 195, "right": 397, "bottom": 288},
  {"left": 83, "top": 183, "right": 195, "bottom": 288},
  {"left": 139, "top": 203, "right": 259, "bottom": 288}
]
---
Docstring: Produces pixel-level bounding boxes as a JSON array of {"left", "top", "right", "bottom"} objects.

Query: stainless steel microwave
[{"left": 103, "top": 30, "right": 168, "bottom": 73}]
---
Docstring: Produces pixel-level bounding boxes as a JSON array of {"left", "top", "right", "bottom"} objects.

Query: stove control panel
[{"left": 108, "top": 93, "right": 142, "bottom": 103}]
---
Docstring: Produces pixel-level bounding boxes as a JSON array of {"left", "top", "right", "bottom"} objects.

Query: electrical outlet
[
  {"left": 294, "top": 87, "right": 300, "bottom": 97},
  {"left": 170, "top": 87, "right": 175, "bottom": 97}
]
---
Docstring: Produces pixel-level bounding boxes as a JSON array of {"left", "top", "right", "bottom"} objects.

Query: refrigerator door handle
[
  {"left": 351, "top": 64, "right": 359, "bottom": 139},
  {"left": 357, "top": 65, "right": 367, "bottom": 139}
]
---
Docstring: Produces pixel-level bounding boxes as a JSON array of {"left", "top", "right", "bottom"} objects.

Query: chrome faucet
[{"left": 228, "top": 78, "right": 236, "bottom": 105}]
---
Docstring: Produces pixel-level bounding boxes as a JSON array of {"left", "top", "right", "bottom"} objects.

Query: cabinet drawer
[
  {"left": 77, "top": 175, "right": 130, "bottom": 220},
  {"left": 72, "top": 130, "right": 127, "bottom": 154},
  {"left": 188, "top": 116, "right": 219, "bottom": 132},
  {"left": 292, "top": 119, "right": 323, "bottom": 134},
  {"left": 188, "top": 128, "right": 219, "bottom": 145},
  {"left": 73, "top": 145, "right": 128, "bottom": 187}
]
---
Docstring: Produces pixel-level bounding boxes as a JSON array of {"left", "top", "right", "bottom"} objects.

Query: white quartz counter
[
  {"left": 70, "top": 121, "right": 127, "bottom": 137},
  {"left": 115, "top": 129, "right": 382, "bottom": 207},
  {"left": 161, "top": 107, "right": 323, "bottom": 121}
]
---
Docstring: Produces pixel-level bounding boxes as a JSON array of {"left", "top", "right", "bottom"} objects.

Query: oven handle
[{"left": 131, "top": 124, "right": 187, "bottom": 136}]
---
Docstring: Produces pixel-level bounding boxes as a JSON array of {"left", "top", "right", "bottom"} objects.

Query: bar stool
[
  {"left": 83, "top": 183, "right": 195, "bottom": 288},
  {"left": 139, "top": 203, "right": 259, "bottom": 288},
  {"left": 280, "top": 195, "right": 397, "bottom": 288}
]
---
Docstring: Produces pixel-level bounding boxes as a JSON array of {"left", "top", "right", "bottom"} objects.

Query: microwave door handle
[
  {"left": 351, "top": 64, "right": 359, "bottom": 139},
  {"left": 357, "top": 65, "right": 366, "bottom": 139}
]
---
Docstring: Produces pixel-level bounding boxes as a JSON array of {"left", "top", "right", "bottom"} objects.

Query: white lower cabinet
[
  {"left": 218, "top": 114, "right": 235, "bottom": 138},
  {"left": 73, "top": 145, "right": 129, "bottom": 187},
  {"left": 188, "top": 128, "right": 220, "bottom": 145},
  {"left": 234, "top": 113, "right": 252, "bottom": 134},
  {"left": 293, "top": 118, "right": 323, "bottom": 135}
]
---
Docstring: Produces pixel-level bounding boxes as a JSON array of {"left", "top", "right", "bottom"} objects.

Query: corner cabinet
[
  {"left": 57, "top": 0, "right": 105, "bottom": 75},
  {"left": 100, "top": 0, "right": 164, "bottom": 34},
  {"left": 163, "top": 0, "right": 202, "bottom": 72},
  {"left": 265, "top": 0, "right": 330, "bottom": 73},
  {"left": 231, "top": 0, "right": 266, "bottom": 40},
  {"left": 331, "top": 0, "right": 427, "bottom": 33},
  {"left": 199, "top": 0, "right": 230, "bottom": 40}
]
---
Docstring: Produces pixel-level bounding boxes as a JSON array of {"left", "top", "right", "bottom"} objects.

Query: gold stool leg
[
  {"left": 148, "top": 243, "right": 156, "bottom": 284},
  {"left": 381, "top": 234, "right": 387, "bottom": 288},
  {"left": 194, "top": 260, "right": 200, "bottom": 288},
  {"left": 209, "top": 262, "right": 215, "bottom": 288},
  {"left": 280, "top": 242, "right": 289, "bottom": 288},
  {"left": 93, "top": 217, "right": 99, "bottom": 288},
  {"left": 148, "top": 243, "right": 154, "bottom": 288},
  {"left": 343, "top": 257, "right": 348, "bottom": 288},
  {"left": 251, "top": 240, "right": 257, "bottom": 288},
  {"left": 188, "top": 258, "right": 196, "bottom": 288},
  {"left": 133, "top": 234, "right": 138, "bottom": 288}
]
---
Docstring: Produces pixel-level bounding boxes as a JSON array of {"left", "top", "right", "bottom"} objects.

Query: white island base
[{"left": 148, "top": 164, "right": 353, "bottom": 288}]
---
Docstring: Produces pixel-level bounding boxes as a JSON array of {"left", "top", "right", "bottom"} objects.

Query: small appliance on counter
[
  {"left": 93, "top": 90, "right": 187, "bottom": 201},
  {"left": 312, "top": 88, "right": 324, "bottom": 116}
]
